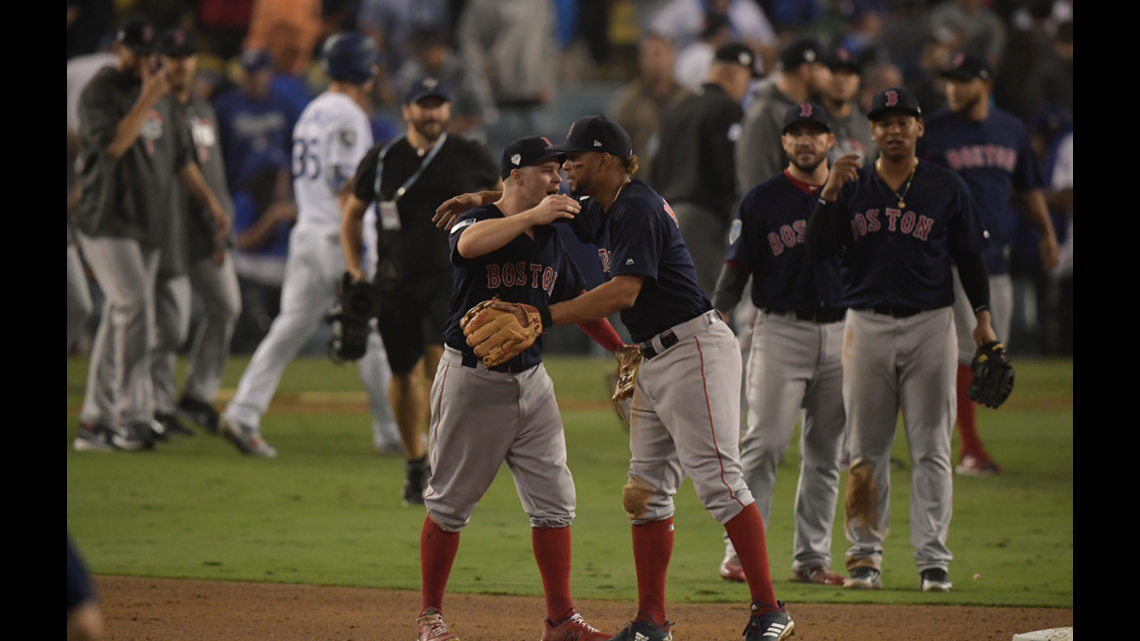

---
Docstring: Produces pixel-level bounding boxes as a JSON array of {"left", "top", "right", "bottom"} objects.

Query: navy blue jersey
[
  {"left": 446, "top": 204, "right": 588, "bottom": 370},
  {"left": 919, "top": 108, "right": 1042, "bottom": 274},
  {"left": 831, "top": 160, "right": 990, "bottom": 310},
  {"left": 568, "top": 180, "right": 712, "bottom": 343},
  {"left": 67, "top": 534, "right": 96, "bottom": 612},
  {"left": 725, "top": 170, "right": 845, "bottom": 311}
]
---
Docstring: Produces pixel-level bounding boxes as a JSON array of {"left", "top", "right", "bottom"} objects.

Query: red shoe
[
  {"left": 955, "top": 454, "right": 1003, "bottom": 476},
  {"left": 417, "top": 608, "right": 459, "bottom": 641},
  {"left": 542, "top": 609, "right": 610, "bottom": 641},
  {"left": 719, "top": 551, "right": 746, "bottom": 582},
  {"left": 791, "top": 564, "right": 846, "bottom": 586}
]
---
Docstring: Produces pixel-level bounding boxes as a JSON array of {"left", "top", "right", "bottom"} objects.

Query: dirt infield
[{"left": 97, "top": 575, "right": 1073, "bottom": 641}]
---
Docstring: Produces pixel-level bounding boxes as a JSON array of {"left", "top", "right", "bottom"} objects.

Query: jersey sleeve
[
  {"left": 171, "top": 100, "right": 195, "bottom": 170},
  {"left": 1011, "top": 122, "right": 1044, "bottom": 193},
  {"left": 560, "top": 198, "right": 600, "bottom": 245},
  {"left": 723, "top": 191, "right": 758, "bottom": 272},
  {"left": 326, "top": 110, "right": 373, "bottom": 194},
  {"left": 447, "top": 208, "right": 493, "bottom": 267},
  {"left": 550, "top": 240, "right": 589, "bottom": 304},
  {"left": 607, "top": 199, "right": 662, "bottom": 281},
  {"left": 77, "top": 73, "right": 120, "bottom": 151},
  {"left": 948, "top": 173, "right": 991, "bottom": 258},
  {"left": 351, "top": 145, "right": 383, "bottom": 204}
]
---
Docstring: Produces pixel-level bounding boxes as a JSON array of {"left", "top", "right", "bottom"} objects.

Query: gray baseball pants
[
  {"left": 842, "top": 308, "right": 957, "bottom": 573},
  {"left": 952, "top": 268, "right": 1012, "bottom": 363},
  {"left": 76, "top": 234, "right": 159, "bottom": 426},
  {"left": 67, "top": 244, "right": 93, "bottom": 352}
]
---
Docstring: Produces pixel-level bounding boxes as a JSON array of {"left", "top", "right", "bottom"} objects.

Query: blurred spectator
[
  {"left": 612, "top": 34, "right": 691, "bottom": 187},
  {"left": 736, "top": 37, "right": 828, "bottom": 192},
  {"left": 880, "top": 0, "right": 928, "bottom": 71},
  {"left": 396, "top": 27, "right": 497, "bottom": 143},
  {"left": 358, "top": 0, "right": 451, "bottom": 74},
  {"left": 835, "top": 2, "right": 890, "bottom": 69},
  {"left": 926, "top": 0, "right": 1006, "bottom": 67},
  {"left": 768, "top": 0, "right": 822, "bottom": 35},
  {"left": 905, "top": 31, "right": 954, "bottom": 115},
  {"left": 1046, "top": 127, "right": 1072, "bottom": 354},
  {"left": 1025, "top": 20, "right": 1073, "bottom": 120},
  {"left": 67, "top": 50, "right": 118, "bottom": 133},
  {"left": 213, "top": 50, "right": 301, "bottom": 193},
  {"left": 674, "top": 12, "right": 734, "bottom": 92},
  {"left": 857, "top": 62, "right": 901, "bottom": 115},
  {"left": 244, "top": 0, "right": 322, "bottom": 75},
  {"left": 821, "top": 47, "right": 876, "bottom": 166},
  {"left": 197, "top": 0, "right": 254, "bottom": 59},
  {"left": 230, "top": 150, "right": 296, "bottom": 352},
  {"left": 650, "top": 0, "right": 777, "bottom": 61},
  {"left": 458, "top": 0, "right": 557, "bottom": 111},
  {"left": 67, "top": 0, "right": 113, "bottom": 59}
]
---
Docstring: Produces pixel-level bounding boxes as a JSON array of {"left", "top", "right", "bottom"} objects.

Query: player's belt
[
  {"left": 640, "top": 310, "right": 722, "bottom": 361},
  {"left": 459, "top": 353, "right": 536, "bottom": 374},
  {"left": 767, "top": 308, "right": 847, "bottom": 324},
  {"left": 860, "top": 305, "right": 923, "bottom": 319}
]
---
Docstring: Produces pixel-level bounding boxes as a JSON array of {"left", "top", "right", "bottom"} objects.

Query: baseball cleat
[
  {"left": 178, "top": 396, "right": 220, "bottom": 434},
  {"left": 220, "top": 417, "right": 277, "bottom": 458},
  {"left": 403, "top": 456, "right": 431, "bottom": 506},
  {"left": 416, "top": 608, "right": 459, "bottom": 641},
  {"left": 790, "top": 565, "right": 846, "bottom": 586},
  {"left": 605, "top": 615, "right": 672, "bottom": 641},
  {"left": 73, "top": 423, "right": 119, "bottom": 452},
  {"left": 920, "top": 568, "right": 952, "bottom": 592},
  {"left": 844, "top": 566, "right": 882, "bottom": 590},
  {"left": 156, "top": 412, "right": 195, "bottom": 437},
  {"left": 743, "top": 602, "right": 795, "bottom": 641},
  {"left": 542, "top": 609, "right": 610, "bottom": 641},
  {"left": 127, "top": 422, "right": 160, "bottom": 449},
  {"left": 955, "top": 454, "right": 1002, "bottom": 476},
  {"left": 719, "top": 550, "right": 746, "bottom": 582}
]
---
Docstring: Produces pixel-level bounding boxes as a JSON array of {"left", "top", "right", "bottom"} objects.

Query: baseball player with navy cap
[
  {"left": 713, "top": 101, "right": 848, "bottom": 588},
  {"left": 920, "top": 51, "right": 1060, "bottom": 476},
  {"left": 806, "top": 86, "right": 998, "bottom": 593}
]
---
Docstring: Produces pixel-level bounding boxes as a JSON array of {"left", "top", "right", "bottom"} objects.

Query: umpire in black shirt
[{"left": 651, "top": 43, "right": 759, "bottom": 295}]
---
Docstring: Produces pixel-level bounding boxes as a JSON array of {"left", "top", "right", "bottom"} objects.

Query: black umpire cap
[
  {"left": 157, "top": 29, "right": 198, "bottom": 58},
  {"left": 500, "top": 136, "right": 566, "bottom": 179},
  {"left": 116, "top": 16, "right": 156, "bottom": 54},
  {"left": 713, "top": 43, "right": 762, "bottom": 78},
  {"left": 777, "top": 37, "right": 823, "bottom": 72},
  {"left": 404, "top": 77, "right": 452, "bottom": 105},
  {"left": 783, "top": 102, "right": 831, "bottom": 134},
  {"left": 548, "top": 115, "right": 634, "bottom": 158},
  {"left": 867, "top": 87, "right": 923, "bottom": 122},
  {"left": 939, "top": 51, "right": 994, "bottom": 82}
]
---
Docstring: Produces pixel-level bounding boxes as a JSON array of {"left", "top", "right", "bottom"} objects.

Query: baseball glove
[
  {"left": 611, "top": 345, "right": 643, "bottom": 427},
  {"left": 968, "top": 341, "right": 1015, "bottom": 409},
  {"left": 461, "top": 297, "right": 543, "bottom": 367},
  {"left": 327, "top": 273, "right": 380, "bottom": 363}
]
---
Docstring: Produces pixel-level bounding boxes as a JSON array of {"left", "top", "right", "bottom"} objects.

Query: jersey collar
[{"left": 783, "top": 169, "right": 823, "bottom": 195}]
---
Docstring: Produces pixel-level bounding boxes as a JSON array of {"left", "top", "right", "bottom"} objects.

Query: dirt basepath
[{"left": 97, "top": 575, "right": 1072, "bottom": 641}]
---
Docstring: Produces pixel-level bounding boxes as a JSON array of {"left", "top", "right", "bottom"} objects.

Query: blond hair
[{"left": 621, "top": 155, "right": 640, "bottom": 177}]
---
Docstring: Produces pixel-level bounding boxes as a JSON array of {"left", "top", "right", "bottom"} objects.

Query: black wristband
[{"left": 536, "top": 304, "right": 553, "bottom": 330}]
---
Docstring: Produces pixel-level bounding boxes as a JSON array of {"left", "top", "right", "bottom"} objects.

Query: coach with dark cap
[
  {"left": 821, "top": 46, "right": 875, "bottom": 167},
  {"left": 72, "top": 16, "right": 232, "bottom": 451},
  {"left": 651, "top": 42, "right": 759, "bottom": 295},
  {"left": 341, "top": 76, "right": 501, "bottom": 505}
]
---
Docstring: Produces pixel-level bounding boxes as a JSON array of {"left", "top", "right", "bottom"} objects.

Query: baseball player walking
[
  {"left": 805, "top": 87, "right": 997, "bottom": 593},
  {"left": 712, "top": 102, "right": 847, "bottom": 587},
  {"left": 220, "top": 33, "right": 397, "bottom": 458},
  {"left": 414, "top": 137, "right": 621, "bottom": 641},
  {"left": 920, "top": 52, "right": 1060, "bottom": 475}
]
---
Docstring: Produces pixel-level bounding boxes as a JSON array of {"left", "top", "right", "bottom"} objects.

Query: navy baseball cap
[
  {"left": 939, "top": 51, "right": 993, "bottom": 82},
  {"left": 239, "top": 50, "right": 273, "bottom": 72},
  {"left": 867, "top": 87, "right": 923, "bottom": 121},
  {"left": 824, "top": 46, "right": 861, "bottom": 74},
  {"left": 548, "top": 115, "right": 633, "bottom": 158},
  {"left": 116, "top": 16, "right": 156, "bottom": 54},
  {"left": 405, "top": 77, "right": 452, "bottom": 105},
  {"left": 714, "top": 43, "right": 762, "bottom": 78},
  {"left": 783, "top": 102, "right": 831, "bottom": 134},
  {"left": 157, "top": 29, "right": 197, "bottom": 58},
  {"left": 777, "top": 37, "right": 823, "bottom": 72},
  {"left": 500, "top": 136, "right": 566, "bottom": 179}
]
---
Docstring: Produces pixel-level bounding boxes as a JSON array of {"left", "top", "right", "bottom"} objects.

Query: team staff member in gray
[
  {"left": 342, "top": 78, "right": 501, "bottom": 505},
  {"left": 806, "top": 88, "right": 997, "bottom": 593},
  {"left": 149, "top": 29, "right": 243, "bottom": 437},
  {"left": 821, "top": 47, "right": 875, "bottom": 167},
  {"left": 72, "top": 16, "right": 230, "bottom": 452},
  {"left": 713, "top": 102, "right": 847, "bottom": 587},
  {"left": 651, "top": 43, "right": 758, "bottom": 295}
]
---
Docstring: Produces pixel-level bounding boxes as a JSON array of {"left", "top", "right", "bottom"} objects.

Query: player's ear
[
  {"left": 826, "top": 134, "right": 837, "bottom": 150},
  {"left": 915, "top": 118, "right": 925, "bottom": 138}
]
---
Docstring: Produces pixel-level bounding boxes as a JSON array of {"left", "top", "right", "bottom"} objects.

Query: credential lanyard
[{"left": 374, "top": 132, "right": 448, "bottom": 203}]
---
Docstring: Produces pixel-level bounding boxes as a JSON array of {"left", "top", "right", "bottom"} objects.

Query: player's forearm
[
  {"left": 107, "top": 96, "right": 161, "bottom": 160},
  {"left": 711, "top": 263, "right": 748, "bottom": 316},
  {"left": 178, "top": 164, "right": 225, "bottom": 216},
  {"left": 1017, "top": 190, "right": 1058, "bottom": 240},
  {"left": 955, "top": 251, "right": 991, "bottom": 315},
  {"left": 549, "top": 276, "right": 643, "bottom": 326},
  {"left": 456, "top": 214, "right": 534, "bottom": 259}
]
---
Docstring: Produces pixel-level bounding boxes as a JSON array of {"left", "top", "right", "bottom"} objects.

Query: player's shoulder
[
  {"left": 987, "top": 108, "right": 1028, "bottom": 134},
  {"left": 451, "top": 203, "right": 502, "bottom": 235},
  {"left": 80, "top": 66, "right": 121, "bottom": 99},
  {"left": 924, "top": 108, "right": 957, "bottom": 127},
  {"left": 919, "top": 159, "right": 970, "bottom": 192}
]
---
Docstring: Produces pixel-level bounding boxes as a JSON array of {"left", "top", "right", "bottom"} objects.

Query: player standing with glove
[{"left": 414, "top": 137, "right": 621, "bottom": 641}]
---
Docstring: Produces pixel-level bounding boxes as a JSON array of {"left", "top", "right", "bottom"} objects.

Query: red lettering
[
  {"left": 502, "top": 263, "right": 516, "bottom": 286},
  {"left": 946, "top": 149, "right": 960, "bottom": 171},
  {"left": 886, "top": 208, "right": 901, "bottom": 231},
  {"left": 780, "top": 225, "right": 796, "bottom": 247},
  {"left": 983, "top": 144, "right": 997, "bottom": 166},
  {"left": 793, "top": 220, "right": 806, "bottom": 242},
  {"left": 542, "top": 267, "right": 554, "bottom": 294},
  {"left": 855, "top": 214, "right": 867, "bottom": 237},
  {"left": 768, "top": 232, "right": 784, "bottom": 256},
  {"left": 850, "top": 220, "right": 859, "bottom": 242},
  {"left": 486, "top": 265, "right": 501, "bottom": 288},
  {"left": 598, "top": 249, "right": 611, "bottom": 272},
  {"left": 1005, "top": 148, "right": 1017, "bottom": 172},
  {"left": 530, "top": 263, "right": 542, "bottom": 288},
  {"left": 547, "top": 270, "right": 558, "bottom": 296},
  {"left": 913, "top": 215, "right": 934, "bottom": 241},
  {"left": 866, "top": 209, "right": 881, "bottom": 232},
  {"left": 516, "top": 263, "right": 526, "bottom": 284},
  {"left": 900, "top": 211, "right": 916, "bottom": 234}
]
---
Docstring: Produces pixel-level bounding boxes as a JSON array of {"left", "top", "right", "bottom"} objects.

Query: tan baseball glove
[{"left": 461, "top": 298, "right": 543, "bottom": 367}]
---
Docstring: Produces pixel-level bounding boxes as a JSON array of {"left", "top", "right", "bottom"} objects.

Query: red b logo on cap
[
  {"left": 952, "top": 52, "right": 965, "bottom": 68},
  {"left": 800, "top": 103, "right": 813, "bottom": 117},
  {"left": 885, "top": 90, "right": 898, "bottom": 107}
]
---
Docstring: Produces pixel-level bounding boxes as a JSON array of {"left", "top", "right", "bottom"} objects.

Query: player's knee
[
  {"left": 693, "top": 478, "right": 754, "bottom": 525},
  {"left": 424, "top": 507, "right": 469, "bottom": 533},
  {"left": 623, "top": 476, "right": 659, "bottom": 521}
]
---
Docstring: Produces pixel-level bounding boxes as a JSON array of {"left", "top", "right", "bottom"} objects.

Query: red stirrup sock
[
  {"left": 420, "top": 515, "right": 460, "bottom": 615},
  {"left": 956, "top": 364, "right": 989, "bottom": 461},
  {"left": 532, "top": 526, "right": 575, "bottom": 623},
  {"left": 724, "top": 504, "right": 779, "bottom": 613},
  {"left": 632, "top": 517, "right": 674, "bottom": 627}
]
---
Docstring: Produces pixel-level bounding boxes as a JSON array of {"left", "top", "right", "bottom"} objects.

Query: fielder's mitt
[
  {"left": 327, "top": 273, "right": 380, "bottom": 363},
  {"left": 968, "top": 341, "right": 1015, "bottom": 409},
  {"left": 461, "top": 297, "right": 542, "bottom": 367},
  {"left": 612, "top": 345, "right": 642, "bottom": 403}
]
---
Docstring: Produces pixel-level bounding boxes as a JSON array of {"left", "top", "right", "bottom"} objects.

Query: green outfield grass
[{"left": 65, "top": 356, "right": 1073, "bottom": 607}]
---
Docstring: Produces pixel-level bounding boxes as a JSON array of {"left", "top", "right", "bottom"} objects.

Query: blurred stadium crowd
[{"left": 66, "top": 0, "right": 1072, "bottom": 363}]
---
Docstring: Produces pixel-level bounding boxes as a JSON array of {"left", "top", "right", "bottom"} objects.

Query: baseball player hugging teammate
[
  {"left": 713, "top": 102, "right": 848, "bottom": 587},
  {"left": 805, "top": 87, "right": 1003, "bottom": 592},
  {"left": 414, "top": 137, "right": 625, "bottom": 641}
]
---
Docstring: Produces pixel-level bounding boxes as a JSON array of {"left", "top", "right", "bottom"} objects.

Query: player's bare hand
[
  {"left": 821, "top": 154, "right": 862, "bottom": 201},
  {"left": 140, "top": 57, "right": 170, "bottom": 105},
  {"left": 211, "top": 205, "right": 231, "bottom": 240},
  {"left": 267, "top": 201, "right": 297, "bottom": 224},
  {"left": 528, "top": 194, "right": 580, "bottom": 226},
  {"left": 433, "top": 193, "right": 482, "bottom": 229},
  {"left": 345, "top": 265, "right": 364, "bottom": 284},
  {"left": 1039, "top": 234, "right": 1060, "bottom": 272},
  {"left": 973, "top": 310, "right": 997, "bottom": 348}
]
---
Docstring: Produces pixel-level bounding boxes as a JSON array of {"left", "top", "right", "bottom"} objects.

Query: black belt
[
  {"left": 460, "top": 354, "right": 531, "bottom": 373},
  {"left": 640, "top": 331, "right": 678, "bottom": 361},
  {"left": 860, "top": 305, "right": 923, "bottom": 319},
  {"left": 770, "top": 308, "right": 847, "bottom": 324}
]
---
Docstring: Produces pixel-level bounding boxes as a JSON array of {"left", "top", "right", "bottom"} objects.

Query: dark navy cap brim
[
  {"left": 406, "top": 90, "right": 451, "bottom": 105},
  {"left": 938, "top": 69, "right": 982, "bottom": 81},
  {"left": 867, "top": 106, "right": 922, "bottom": 122}
]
